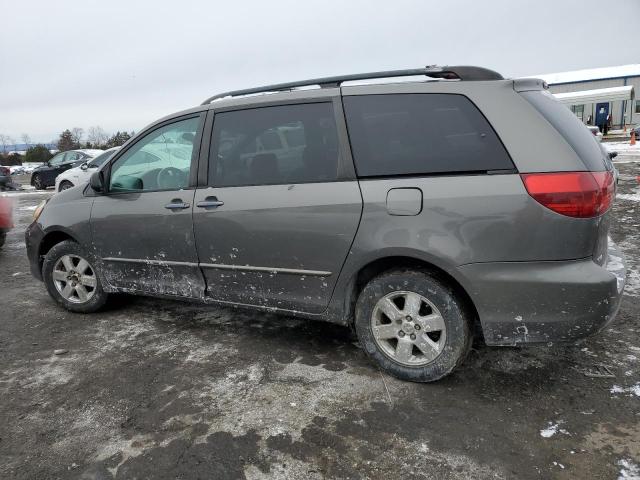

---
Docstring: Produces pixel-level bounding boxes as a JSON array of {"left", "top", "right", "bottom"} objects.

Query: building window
[
  {"left": 635, "top": 100, "right": 640, "bottom": 114},
  {"left": 570, "top": 104, "right": 584, "bottom": 121}
]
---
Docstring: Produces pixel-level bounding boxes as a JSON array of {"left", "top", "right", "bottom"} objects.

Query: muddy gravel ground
[{"left": 1, "top": 163, "right": 639, "bottom": 480}]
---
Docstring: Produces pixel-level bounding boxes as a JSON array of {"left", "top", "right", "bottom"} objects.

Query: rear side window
[
  {"left": 343, "top": 94, "right": 513, "bottom": 177},
  {"left": 520, "top": 90, "right": 607, "bottom": 172},
  {"left": 210, "top": 103, "right": 340, "bottom": 187}
]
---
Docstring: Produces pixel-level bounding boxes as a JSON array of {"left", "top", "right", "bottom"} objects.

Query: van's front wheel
[
  {"left": 354, "top": 269, "right": 471, "bottom": 382},
  {"left": 42, "top": 240, "right": 109, "bottom": 313}
]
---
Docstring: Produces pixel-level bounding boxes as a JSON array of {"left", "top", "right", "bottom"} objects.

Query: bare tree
[
  {"left": 87, "top": 126, "right": 108, "bottom": 147},
  {"left": 0, "top": 134, "right": 9, "bottom": 153},
  {"left": 21, "top": 133, "right": 31, "bottom": 148},
  {"left": 70, "top": 127, "right": 84, "bottom": 148}
]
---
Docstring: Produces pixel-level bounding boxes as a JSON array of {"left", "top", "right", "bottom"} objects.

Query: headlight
[{"left": 33, "top": 200, "right": 48, "bottom": 222}]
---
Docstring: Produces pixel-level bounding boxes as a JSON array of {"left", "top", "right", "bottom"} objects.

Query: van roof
[{"left": 200, "top": 65, "right": 503, "bottom": 105}]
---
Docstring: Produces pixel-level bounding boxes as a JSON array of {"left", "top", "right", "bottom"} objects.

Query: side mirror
[
  {"left": 609, "top": 151, "right": 618, "bottom": 159},
  {"left": 89, "top": 171, "right": 105, "bottom": 193},
  {"left": 80, "top": 162, "right": 88, "bottom": 170}
]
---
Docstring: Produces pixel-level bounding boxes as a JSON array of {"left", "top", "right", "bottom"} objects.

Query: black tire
[
  {"left": 59, "top": 180, "right": 74, "bottom": 191},
  {"left": 42, "top": 240, "right": 109, "bottom": 313},
  {"left": 354, "top": 269, "right": 471, "bottom": 383},
  {"left": 32, "top": 174, "right": 46, "bottom": 190}
]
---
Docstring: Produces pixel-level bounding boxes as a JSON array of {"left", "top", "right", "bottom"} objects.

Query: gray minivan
[{"left": 26, "top": 65, "right": 626, "bottom": 382}]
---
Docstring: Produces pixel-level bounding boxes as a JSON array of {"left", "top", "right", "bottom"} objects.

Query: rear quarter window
[{"left": 343, "top": 93, "right": 514, "bottom": 177}]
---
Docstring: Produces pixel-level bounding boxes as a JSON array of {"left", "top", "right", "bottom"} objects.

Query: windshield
[{"left": 87, "top": 149, "right": 118, "bottom": 168}]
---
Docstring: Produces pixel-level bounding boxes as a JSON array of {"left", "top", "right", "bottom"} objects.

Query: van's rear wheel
[
  {"left": 354, "top": 269, "right": 471, "bottom": 382},
  {"left": 42, "top": 240, "right": 109, "bottom": 313}
]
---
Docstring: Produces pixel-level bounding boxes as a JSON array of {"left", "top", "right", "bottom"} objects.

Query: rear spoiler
[{"left": 513, "top": 78, "right": 548, "bottom": 92}]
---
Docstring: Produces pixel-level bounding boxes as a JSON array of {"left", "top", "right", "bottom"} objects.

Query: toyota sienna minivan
[{"left": 26, "top": 65, "right": 626, "bottom": 382}]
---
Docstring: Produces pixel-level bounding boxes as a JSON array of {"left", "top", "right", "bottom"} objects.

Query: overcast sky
[{"left": 1, "top": 0, "right": 638, "bottom": 143}]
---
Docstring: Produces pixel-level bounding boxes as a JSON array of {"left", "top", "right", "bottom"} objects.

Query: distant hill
[{"left": 1, "top": 143, "right": 57, "bottom": 153}]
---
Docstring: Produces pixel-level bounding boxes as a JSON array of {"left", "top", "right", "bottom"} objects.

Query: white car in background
[
  {"left": 55, "top": 147, "right": 120, "bottom": 192},
  {"left": 587, "top": 125, "right": 603, "bottom": 142}
]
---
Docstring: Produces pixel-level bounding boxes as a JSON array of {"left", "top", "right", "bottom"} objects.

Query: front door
[
  {"left": 595, "top": 102, "right": 609, "bottom": 127},
  {"left": 90, "top": 114, "right": 207, "bottom": 298},
  {"left": 42, "top": 152, "right": 67, "bottom": 186},
  {"left": 193, "top": 101, "right": 362, "bottom": 313}
]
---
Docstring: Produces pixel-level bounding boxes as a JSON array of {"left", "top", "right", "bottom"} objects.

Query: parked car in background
[
  {"left": 26, "top": 65, "right": 626, "bottom": 382},
  {"left": 587, "top": 125, "right": 603, "bottom": 142},
  {"left": 9, "top": 165, "right": 25, "bottom": 175},
  {"left": 30, "top": 149, "right": 104, "bottom": 190},
  {"left": 0, "top": 166, "right": 10, "bottom": 190},
  {"left": 55, "top": 147, "right": 120, "bottom": 192},
  {"left": 0, "top": 196, "right": 13, "bottom": 248}
]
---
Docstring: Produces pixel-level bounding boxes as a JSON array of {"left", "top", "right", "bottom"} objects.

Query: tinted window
[
  {"left": 343, "top": 94, "right": 513, "bottom": 177},
  {"left": 109, "top": 116, "right": 200, "bottom": 192},
  {"left": 210, "top": 103, "right": 339, "bottom": 187}
]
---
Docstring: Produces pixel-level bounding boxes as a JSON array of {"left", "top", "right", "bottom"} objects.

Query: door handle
[
  {"left": 164, "top": 199, "right": 191, "bottom": 210},
  {"left": 196, "top": 196, "right": 224, "bottom": 208}
]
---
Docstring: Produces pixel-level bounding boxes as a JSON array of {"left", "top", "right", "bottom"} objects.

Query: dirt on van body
[{"left": 1, "top": 163, "right": 639, "bottom": 480}]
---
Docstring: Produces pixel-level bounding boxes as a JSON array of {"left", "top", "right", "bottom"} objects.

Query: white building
[{"left": 532, "top": 64, "right": 640, "bottom": 129}]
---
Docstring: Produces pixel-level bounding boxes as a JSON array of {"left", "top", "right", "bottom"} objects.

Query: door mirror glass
[{"left": 89, "top": 171, "right": 105, "bottom": 193}]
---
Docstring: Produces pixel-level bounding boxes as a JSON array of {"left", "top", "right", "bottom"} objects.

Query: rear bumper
[
  {"left": 458, "top": 239, "right": 626, "bottom": 346},
  {"left": 25, "top": 221, "right": 45, "bottom": 281}
]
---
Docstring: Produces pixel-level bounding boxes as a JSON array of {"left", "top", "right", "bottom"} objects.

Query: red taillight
[
  {"left": 520, "top": 171, "right": 614, "bottom": 218},
  {"left": 0, "top": 167, "right": 9, "bottom": 176}
]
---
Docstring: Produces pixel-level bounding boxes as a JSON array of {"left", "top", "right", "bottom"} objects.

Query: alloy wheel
[
  {"left": 52, "top": 254, "right": 97, "bottom": 304},
  {"left": 370, "top": 290, "right": 446, "bottom": 366}
]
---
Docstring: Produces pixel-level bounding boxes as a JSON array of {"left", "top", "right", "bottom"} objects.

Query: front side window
[
  {"left": 210, "top": 103, "right": 340, "bottom": 187},
  {"left": 109, "top": 116, "right": 200, "bottom": 192},
  {"left": 635, "top": 100, "right": 640, "bottom": 114},
  {"left": 343, "top": 94, "right": 514, "bottom": 177},
  {"left": 50, "top": 152, "right": 65, "bottom": 165}
]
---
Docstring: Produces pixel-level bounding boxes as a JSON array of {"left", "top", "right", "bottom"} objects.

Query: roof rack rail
[{"left": 200, "top": 65, "right": 503, "bottom": 104}]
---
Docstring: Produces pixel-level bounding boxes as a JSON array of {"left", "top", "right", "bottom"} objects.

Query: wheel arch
[
  {"left": 39, "top": 228, "right": 79, "bottom": 259},
  {"left": 58, "top": 179, "right": 74, "bottom": 191},
  {"left": 338, "top": 254, "right": 482, "bottom": 340}
]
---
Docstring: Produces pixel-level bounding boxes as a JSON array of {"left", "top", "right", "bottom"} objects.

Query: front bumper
[
  {"left": 458, "top": 239, "right": 626, "bottom": 346},
  {"left": 25, "top": 221, "right": 45, "bottom": 281}
]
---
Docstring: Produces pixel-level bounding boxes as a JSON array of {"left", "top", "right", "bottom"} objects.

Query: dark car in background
[
  {"left": 0, "top": 166, "right": 11, "bottom": 190},
  {"left": 30, "top": 149, "right": 104, "bottom": 190}
]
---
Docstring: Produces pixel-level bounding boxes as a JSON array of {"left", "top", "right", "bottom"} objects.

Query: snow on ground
[
  {"left": 610, "top": 384, "right": 640, "bottom": 397},
  {"left": 605, "top": 141, "right": 640, "bottom": 158},
  {"left": 540, "top": 421, "right": 569, "bottom": 438},
  {"left": 618, "top": 458, "right": 640, "bottom": 479}
]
